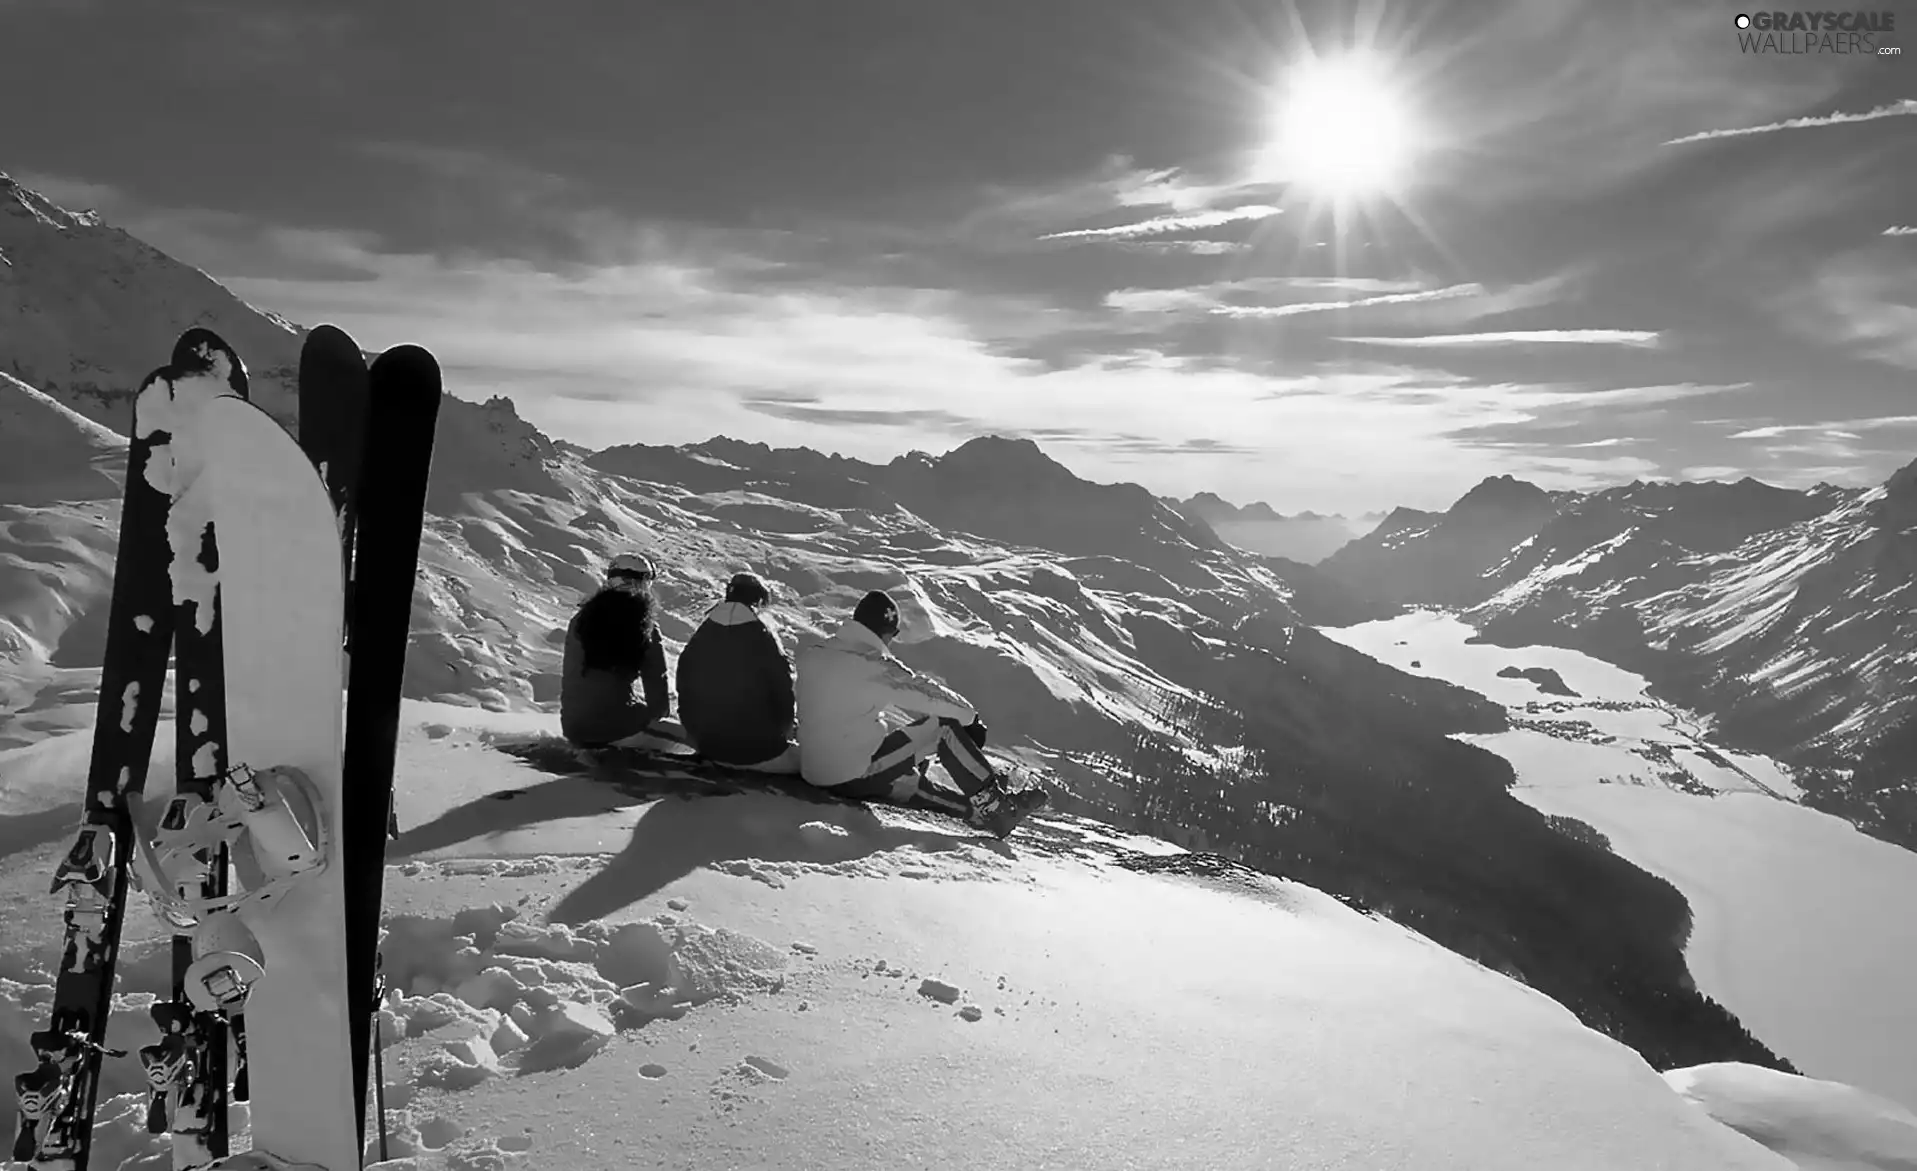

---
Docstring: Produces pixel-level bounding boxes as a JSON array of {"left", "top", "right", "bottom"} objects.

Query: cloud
[
  {"left": 1109, "top": 240, "right": 1250, "bottom": 256},
  {"left": 9, "top": 171, "right": 121, "bottom": 211},
  {"left": 1885, "top": 226, "right": 1917, "bottom": 237},
  {"left": 1267, "top": 278, "right": 1431, "bottom": 294},
  {"left": 1728, "top": 416, "right": 1917, "bottom": 440},
  {"left": 740, "top": 400, "right": 976, "bottom": 431},
  {"left": 1212, "top": 284, "right": 1486, "bottom": 319},
  {"left": 1336, "top": 330, "right": 1662, "bottom": 349},
  {"left": 1037, "top": 205, "right": 1282, "bottom": 243},
  {"left": 356, "top": 141, "right": 571, "bottom": 205},
  {"left": 1100, "top": 272, "right": 1579, "bottom": 331},
  {"left": 1663, "top": 99, "right": 1917, "bottom": 146},
  {"left": 1799, "top": 256, "right": 1917, "bottom": 369},
  {"left": 1104, "top": 287, "right": 1218, "bottom": 314},
  {"left": 955, "top": 158, "right": 1244, "bottom": 245}
]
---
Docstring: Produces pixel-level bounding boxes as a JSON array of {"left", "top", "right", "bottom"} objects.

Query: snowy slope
[
  {"left": 0, "top": 173, "right": 303, "bottom": 429},
  {"left": 0, "top": 706, "right": 1881, "bottom": 1171},
  {"left": 0, "top": 373, "right": 125, "bottom": 741}
]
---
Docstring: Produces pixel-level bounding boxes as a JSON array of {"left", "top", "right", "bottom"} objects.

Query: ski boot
[
  {"left": 138, "top": 1016, "right": 190, "bottom": 1134},
  {"left": 966, "top": 773, "right": 1051, "bottom": 839},
  {"left": 15, "top": 1025, "right": 126, "bottom": 1165},
  {"left": 139, "top": 998, "right": 223, "bottom": 1145}
]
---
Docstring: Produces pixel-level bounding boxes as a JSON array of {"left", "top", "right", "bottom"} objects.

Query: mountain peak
[
  {"left": 1451, "top": 474, "right": 1553, "bottom": 516},
  {"left": 1, "top": 172, "right": 99, "bottom": 232},
  {"left": 923, "top": 434, "right": 1074, "bottom": 483},
  {"left": 1886, "top": 455, "right": 1917, "bottom": 499}
]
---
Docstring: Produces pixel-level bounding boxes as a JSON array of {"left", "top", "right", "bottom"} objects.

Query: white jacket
[{"left": 796, "top": 619, "right": 975, "bottom": 787}]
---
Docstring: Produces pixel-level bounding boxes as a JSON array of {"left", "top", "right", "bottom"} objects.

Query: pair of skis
[
  {"left": 14, "top": 326, "right": 440, "bottom": 1171},
  {"left": 296, "top": 326, "right": 443, "bottom": 1161},
  {"left": 13, "top": 330, "right": 253, "bottom": 1171}
]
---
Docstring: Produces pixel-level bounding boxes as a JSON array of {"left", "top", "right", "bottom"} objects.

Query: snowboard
[
  {"left": 490, "top": 738, "right": 1053, "bottom": 838},
  {"left": 198, "top": 394, "right": 354, "bottom": 1171},
  {"left": 340, "top": 344, "right": 442, "bottom": 1143},
  {"left": 12, "top": 352, "right": 182, "bottom": 1171},
  {"left": 139, "top": 329, "right": 249, "bottom": 1169}
]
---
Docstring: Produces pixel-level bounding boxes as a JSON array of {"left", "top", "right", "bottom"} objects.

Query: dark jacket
[
  {"left": 675, "top": 601, "right": 795, "bottom": 764},
  {"left": 560, "top": 586, "right": 670, "bottom": 747}
]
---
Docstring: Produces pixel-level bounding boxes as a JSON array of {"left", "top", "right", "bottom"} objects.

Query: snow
[
  {"left": 0, "top": 704, "right": 1896, "bottom": 1169},
  {"left": 1666, "top": 1064, "right": 1917, "bottom": 1171},
  {"left": 1324, "top": 611, "right": 1917, "bottom": 1114}
]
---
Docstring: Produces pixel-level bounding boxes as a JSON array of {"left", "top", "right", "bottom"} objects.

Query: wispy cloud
[
  {"left": 1729, "top": 416, "right": 1917, "bottom": 440},
  {"left": 741, "top": 400, "right": 976, "bottom": 431},
  {"left": 1886, "top": 226, "right": 1917, "bottom": 237},
  {"left": 1038, "top": 205, "right": 1281, "bottom": 243},
  {"left": 1801, "top": 256, "right": 1917, "bottom": 370},
  {"left": 1336, "top": 330, "right": 1662, "bottom": 349},
  {"left": 1108, "top": 240, "right": 1249, "bottom": 256},
  {"left": 1663, "top": 99, "right": 1917, "bottom": 146},
  {"left": 1100, "top": 272, "right": 1579, "bottom": 330},
  {"left": 9, "top": 171, "right": 121, "bottom": 211},
  {"left": 1212, "top": 284, "right": 1485, "bottom": 320}
]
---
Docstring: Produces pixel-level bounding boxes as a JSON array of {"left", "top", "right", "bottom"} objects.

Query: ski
[
  {"left": 196, "top": 393, "right": 354, "bottom": 1171},
  {"left": 296, "top": 323, "right": 369, "bottom": 582},
  {"left": 342, "top": 344, "right": 442, "bottom": 1147},
  {"left": 134, "top": 329, "right": 249, "bottom": 1170},
  {"left": 13, "top": 338, "right": 191, "bottom": 1171}
]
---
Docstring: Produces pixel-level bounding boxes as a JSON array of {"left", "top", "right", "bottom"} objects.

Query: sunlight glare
[{"left": 1258, "top": 52, "right": 1418, "bottom": 201}]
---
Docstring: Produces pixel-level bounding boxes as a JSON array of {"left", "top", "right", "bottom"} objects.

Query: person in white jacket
[{"left": 795, "top": 590, "right": 1047, "bottom": 837}]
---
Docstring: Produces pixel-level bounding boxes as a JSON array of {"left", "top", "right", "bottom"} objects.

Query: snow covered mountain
[
  {"left": 7, "top": 173, "right": 1899, "bottom": 1164},
  {"left": 1169, "top": 491, "right": 1383, "bottom": 563},
  {"left": 0, "top": 172, "right": 303, "bottom": 429},
  {"left": 1323, "top": 466, "right": 1917, "bottom": 852},
  {"left": 1319, "top": 474, "right": 1567, "bottom": 604}
]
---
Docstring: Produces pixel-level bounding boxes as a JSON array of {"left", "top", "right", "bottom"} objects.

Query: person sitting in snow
[
  {"left": 560, "top": 553, "right": 687, "bottom": 750},
  {"left": 795, "top": 589, "right": 1048, "bottom": 837},
  {"left": 674, "top": 571, "right": 801, "bottom": 773}
]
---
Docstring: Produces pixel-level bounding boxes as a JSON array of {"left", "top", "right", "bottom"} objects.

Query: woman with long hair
[{"left": 560, "top": 553, "right": 685, "bottom": 749}]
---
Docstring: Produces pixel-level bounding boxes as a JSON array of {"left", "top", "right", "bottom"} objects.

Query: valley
[{"left": 1325, "top": 610, "right": 1917, "bottom": 1110}]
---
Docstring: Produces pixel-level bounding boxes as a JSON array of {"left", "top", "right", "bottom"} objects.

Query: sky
[{"left": 4, "top": 0, "right": 1914, "bottom": 513}]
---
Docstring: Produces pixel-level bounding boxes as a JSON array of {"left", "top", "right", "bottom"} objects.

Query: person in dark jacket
[
  {"left": 560, "top": 553, "right": 686, "bottom": 750},
  {"left": 675, "top": 572, "right": 800, "bottom": 772}
]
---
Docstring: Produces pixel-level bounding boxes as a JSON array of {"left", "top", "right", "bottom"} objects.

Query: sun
[{"left": 1254, "top": 51, "right": 1420, "bottom": 202}]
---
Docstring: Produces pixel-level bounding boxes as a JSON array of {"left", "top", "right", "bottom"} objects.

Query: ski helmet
[{"left": 853, "top": 589, "right": 901, "bottom": 640}]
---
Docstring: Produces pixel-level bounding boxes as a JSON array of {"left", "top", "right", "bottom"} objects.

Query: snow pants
[{"left": 825, "top": 715, "right": 992, "bottom": 803}]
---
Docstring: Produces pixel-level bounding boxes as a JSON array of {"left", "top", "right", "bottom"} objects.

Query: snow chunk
[
  {"left": 518, "top": 1000, "right": 615, "bottom": 1073},
  {"left": 918, "top": 978, "right": 961, "bottom": 1004}
]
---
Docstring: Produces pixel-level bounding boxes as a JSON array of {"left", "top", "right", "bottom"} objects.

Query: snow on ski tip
[{"left": 139, "top": 334, "right": 246, "bottom": 638}]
